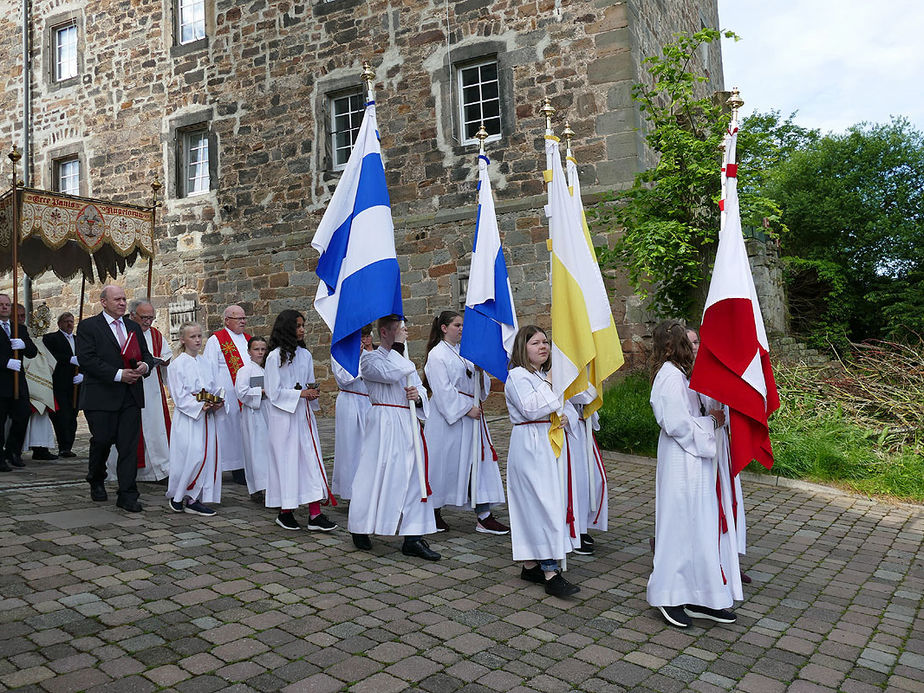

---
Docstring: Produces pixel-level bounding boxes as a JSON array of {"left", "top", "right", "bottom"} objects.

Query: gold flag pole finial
[
  {"left": 539, "top": 97, "right": 556, "bottom": 133},
  {"left": 151, "top": 176, "right": 163, "bottom": 206},
  {"left": 475, "top": 123, "right": 489, "bottom": 155},
  {"left": 361, "top": 60, "right": 376, "bottom": 101},
  {"left": 562, "top": 121, "right": 575, "bottom": 157},
  {"left": 8, "top": 146, "right": 23, "bottom": 187},
  {"left": 726, "top": 87, "right": 744, "bottom": 117}
]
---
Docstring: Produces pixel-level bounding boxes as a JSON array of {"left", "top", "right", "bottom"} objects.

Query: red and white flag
[{"left": 690, "top": 115, "right": 780, "bottom": 477}]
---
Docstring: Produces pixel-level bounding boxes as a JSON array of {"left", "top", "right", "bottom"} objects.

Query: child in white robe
[
  {"left": 331, "top": 326, "right": 373, "bottom": 500},
  {"left": 264, "top": 309, "right": 336, "bottom": 532},
  {"left": 647, "top": 321, "right": 742, "bottom": 628},
  {"left": 505, "top": 325, "right": 580, "bottom": 598},
  {"left": 423, "top": 310, "right": 507, "bottom": 535},
  {"left": 348, "top": 314, "right": 440, "bottom": 561},
  {"left": 166, "top": 323, "right": 223, "bottom": 516},
  {"left": 234, "top": 337, "right": 270, "bottom": 503}
]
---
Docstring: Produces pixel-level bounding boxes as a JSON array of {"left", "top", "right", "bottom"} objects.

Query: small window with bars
[
  {"left": 177, "top": 0, "right": 206, "bottom": 45},
  {"left": 54, "top": 158, "right": 80, "bottom": 196},
  {"left": 330, "top": 90, "right": 364, "bottom": 170},
  {"left": 53, "top": 23, "right": 78, "bottom": 82},
  {"left": 181, "top": 129, "right": 210, "bottom": 196},
  {"left": 457, "top": 59, "right": 501, "bottom": 145}
]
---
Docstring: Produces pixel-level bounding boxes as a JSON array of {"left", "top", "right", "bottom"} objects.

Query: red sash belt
[
  {"left": 514, "top": 419, "right": 550, "bottom": 425},
  {"left": 339, "top": 389, "right": 369, "bottom": 397},
  {"left": 372, "top": 402, "right": 409, "bottom": 409}
]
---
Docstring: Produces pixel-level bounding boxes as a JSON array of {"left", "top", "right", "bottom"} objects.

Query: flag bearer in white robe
[
  {"left": 348, "top": 314, "right": 440, "bottom": 561},
  {"left": 647, "top": 321, "right": 742, "bottom": 628},
  {"left": 166, "top": 323, "right": 223, "bottom": 516},
  {"left": 687, "top": 328, "right": 749, "bottom": 584},
  {"left": 202, "top": 305, "right": 250, "bottom": 485},
  {"left": 234, "top": 337, "right": 270, "bottom": 504},
  {"left": 423, "top": 310, "right": 508, "bottom": 535},
  {"left": 565, "top": 386, "right": 607, "bottom": 556},
  {"left": 505, "top": 325, "right": 580, "bottom": 598},
  {"left": 264, "top": 309, "right": 336, "bottom": 532},
  {"left": 106, "top": 300, "right": 173, "bottom": 481},
  {"left": 331, "top": 326, "right": 374, "bottom": 501}
]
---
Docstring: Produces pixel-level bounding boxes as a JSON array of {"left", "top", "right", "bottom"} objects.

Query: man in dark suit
[
  {"left": 76, "top": 285, "right": 156, "bottom": 512},
  {"left": 43, "top": 311, "right": 81, "bottom": 458},
  {"left": 0, "top": 293, "right": 38, "bottom": 472}
]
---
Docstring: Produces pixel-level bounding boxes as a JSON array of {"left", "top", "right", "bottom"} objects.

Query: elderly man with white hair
[{"left": 202, "top": 305, "right": 250, "bottom": 484}]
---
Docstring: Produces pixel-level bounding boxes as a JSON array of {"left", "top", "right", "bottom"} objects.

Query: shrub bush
[{"left": 597, "top": 372, "right": 659, "bottom": 457}]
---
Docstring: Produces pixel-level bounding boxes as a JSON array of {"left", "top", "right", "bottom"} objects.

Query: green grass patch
[{"left": 598, "top": 369, "right": 924, "bottom": 503}]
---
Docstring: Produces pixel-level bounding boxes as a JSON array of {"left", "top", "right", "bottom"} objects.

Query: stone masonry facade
[{"left": 2, "top": 0, "right": 724, "bottom": 404}]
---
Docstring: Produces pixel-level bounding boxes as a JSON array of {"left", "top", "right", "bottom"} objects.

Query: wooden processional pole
[{"left": 8, "top": 146, "right": 22, "bottom": 399}]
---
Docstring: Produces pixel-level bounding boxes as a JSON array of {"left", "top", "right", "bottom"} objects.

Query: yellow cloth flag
[{"left": 546, "top": 136, "right": 624, "bottom": 440}]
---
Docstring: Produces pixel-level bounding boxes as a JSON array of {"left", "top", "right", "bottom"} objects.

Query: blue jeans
[{"left": 539, "top": 559, "right": 559, "bottom": 572}]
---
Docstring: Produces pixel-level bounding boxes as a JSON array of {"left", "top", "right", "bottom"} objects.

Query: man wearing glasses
[
  {"left": 203, "top": 305, "right": 251, "bottom": 485},
  {"left": 105, "top": 299, "right": 173, "bottom": 482}
]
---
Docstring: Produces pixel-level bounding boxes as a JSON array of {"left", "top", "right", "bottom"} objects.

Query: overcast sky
[{"left": 717, "top": 0, "right": 924, "bottom": 134}]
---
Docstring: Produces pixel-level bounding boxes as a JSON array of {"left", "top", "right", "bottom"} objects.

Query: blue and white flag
[
  {"left": 460, "top": 154, "right": 518, "bottom": 381},
  {"left": 312, "top": 100, "right": 403, "bottom": 377}
]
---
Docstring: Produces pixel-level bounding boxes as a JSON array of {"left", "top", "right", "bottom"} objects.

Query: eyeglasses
[
  {"left": 136, "top": 315, "right": 155, "bottom": 321},
  {"left": 228, "top": 316, "right": 247, "bottom": 321}
]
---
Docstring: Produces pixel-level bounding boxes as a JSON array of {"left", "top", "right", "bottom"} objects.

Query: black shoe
[
  {"left": 9, "top": 455, "right": 25, "bottom": 468},
  {"left": 683, "top": 605, "right": 737, "bottom": 623},
  {"left": 306, "top": 513, "right": 337, "bottom": 531},
  {"left": 658, "top": 605, "right": 692, "bottom": 628},
  {"left": 520, "top": 564, "right": 545, "bottom": 584},
  {"left": 401, "top": 538, "right": 441, "bottom": 561},
  {"left": 184, "top": 500, "right": 216, "bottom": 516},
  {"left": 0, "top": 457, "right": 10, "bottom": 472},
  {"left": 573, "top": 538, "right": 594, "bottom": 556},
  {"left": 230, "top": 469, "right": 247, "bottom": 486},
  {"left": 544, "top": 571, "right": 580, "bottom": 597},
  {"left": 60, "top": 450, "right": 77, "bottom": 458},
  {"left": 250, "top": 491, "right": 265, "bottom": 504},
  {"left": 352, "top": 533, "right": 372, "bottom": 550},
  {"left": 581, "top": 533, "right": 595, "bottom": 546},
  {"left": 168, "top": 499, "right": 185, "bottom": 513},
  {"left": 116, "top": 499, "right": 143, "bottom": 513},
  {"left": 434, "top": 509, "right": 449, "bottom": 532},
  {"left": 90, "top": 484, "right": 108, "bottom": 502},
  {"left": 31, "top": 447, "right": 58, "bottom": 461},
  {"left": 275, "top": 512, "right": 300, "bottom": 530}
]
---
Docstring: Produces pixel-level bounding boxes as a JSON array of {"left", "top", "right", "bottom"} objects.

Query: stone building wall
[{"left": 2, "top": 0, "right": 724, "bottom": 407}]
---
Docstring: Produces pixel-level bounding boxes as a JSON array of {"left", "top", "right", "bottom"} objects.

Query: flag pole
[
  {"left": 8, "top": 147, "right": 22, "bottom": 399},
  {"left": 468, "top": 124, "right": 491, "bottom": 509},
  {"left": 563, "top": 122, "right": 599, "bottom": 515},
  {"left": 361, "top": 57, "right": 427, "bottom": 503},
  {"left": 73, "top": 274, "right": 86, "bottom": 408},
  {"left": 147, "top": 177, "right": 161, "bottom": 298},
  {"left": 540, "top": 97, "right": 568, "bottom": 571}
]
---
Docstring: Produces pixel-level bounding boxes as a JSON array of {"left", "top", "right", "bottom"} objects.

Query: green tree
[
  {"left": 768, "top": 117, "right": 924, "bottom": 341},
  {"left": 591, "top": 28, "right": 782, "bottom": 321}
]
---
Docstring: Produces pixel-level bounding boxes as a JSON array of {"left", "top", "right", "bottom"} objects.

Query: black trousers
[
  {"left": 0, "top": 394, "right": 30, "bottom": 459},
  {"left": 85, "top": 397, "right": 142, "bottom": 504},
  {"left": 50, "top": 389, "right": 78, "bottom": 453}
]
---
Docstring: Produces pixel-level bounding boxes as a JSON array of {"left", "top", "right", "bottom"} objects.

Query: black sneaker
[
  {"left": 573, "top": 537, "right": 595, "bottom": 555},
  {"left": 275, "top": 512, "right": 300, "bottom": 530},
  {"left": 520, "top": 564, "right": 545, "bottom": 584},
  {"left": 306, "top": 513, "right": 337, "bottom": 532},
  {"left": 544, "top": 571, "right": 580, "bottom": 597},
  {"left": 684, "top": 605, "right": 737, "bottom": 623},
  {"left": 168, "top": 499, "right": 185, "bottom": 513},
  {"left": 434, "top": 509, "right": 449, "bottom": 532},
  {"left": 352, "top": 533, "right": 372, "bottom": 550},
  {"left": 184, "top": 500, "right": 216, "bottom": 516},
  {"left": 581, "top": 533, "right": 595, "bottom": 546},
  {"left": 658, "top": 605, "right": 692, "bottom": 628}
]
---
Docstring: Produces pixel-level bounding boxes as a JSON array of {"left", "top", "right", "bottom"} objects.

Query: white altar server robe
[
  {"left": 505, "top": 367, "right": 575, "bottom": 563},
  {"left": 348, "top": 347, "right": 436, "bottom": 537},
  {"left": 331, "top": 358, "right": 371, "bottom": 499},
  {"left": 234, "top": 360, "right": 269, "bottom": 495},
  {"left": 424, "top": 341, "right": 504, "bottom": 508},
  {"left": 700, "top": 395, "right": 746, "bottom": 555},
  {"left": 203, "top": 329, "right": 248, "bottom": 471},
  {"left": 566, "top": 388, "right": 608, "bottom": 533},
  {"left": 647, "top": 362, "right": 742, "bottom": 610},
  {"left": 264, "top": 347, "right": 330, "bottom": 509},
  {"left": 165, "top": 353, "right": 222, "bottom": 504}
]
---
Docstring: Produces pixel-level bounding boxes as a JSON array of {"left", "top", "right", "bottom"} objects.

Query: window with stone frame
[
  {"left": 177, "top": 0, "right": 207, "bottom": 45},
  {"left": 52, "top": 21, "right": 78, "bottom": 82},
  {"left": 178, "top": 127, "right": 212, "bottom": 197},
  {"left": 54, "top": 157, "right": 80, "bottom": 196},
  {"left": 456, "top": 58, "right": 502, "bottom": 145},
  {"left": 330, "top": 88, "right": 364, "bottom": 170}
]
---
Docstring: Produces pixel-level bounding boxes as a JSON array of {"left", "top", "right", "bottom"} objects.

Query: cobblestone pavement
[{"left": 1, "top": 416, "right": 922, "bottom": 693}]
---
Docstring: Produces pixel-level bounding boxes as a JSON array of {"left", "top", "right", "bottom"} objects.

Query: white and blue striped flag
[
  {"left": 312, "top": 100, "right": 403, "bottom": 377},
  {"left": 459, "top": 153, "right": 518, "bottom": 381}
]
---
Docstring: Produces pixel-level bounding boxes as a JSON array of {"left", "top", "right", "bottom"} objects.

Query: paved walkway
[{"left": 0, "top": 417, "right": 922, "bottom": 692}]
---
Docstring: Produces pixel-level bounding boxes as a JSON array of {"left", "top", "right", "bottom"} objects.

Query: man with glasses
[
  {"left": 203, "top": 305, "right": 251, "bottom": 485},
  {"left": 105, "top": 299, "right": 172, "bottom": 482}
]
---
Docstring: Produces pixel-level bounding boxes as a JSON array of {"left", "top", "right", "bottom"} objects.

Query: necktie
[
  {"left": 113, "top": 320, "right": 126, "bottom": 349},
  {"left": 2, "top": 321, "right": 9, "bottom": 337}
]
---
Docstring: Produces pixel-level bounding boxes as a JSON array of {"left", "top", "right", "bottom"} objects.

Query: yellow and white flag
[{"left": 545, "top": 135, "right": 624, "bottom": 424}]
